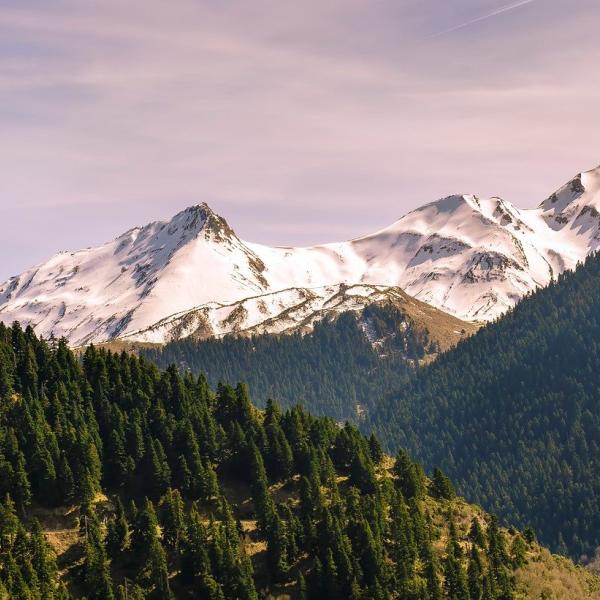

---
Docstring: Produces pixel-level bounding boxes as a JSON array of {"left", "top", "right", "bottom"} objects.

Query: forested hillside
[
  {"left": 140, "top": 306, "right": 424, "bottom": 420},
  {"left": 0, "top": 321, "right": 585, "bottom": 599},
  {"left": 141, "top": 305, "right": 441, "bottom": 420},
  {"left": 366, "top": 253, "right": 600, "bottom": 562}
]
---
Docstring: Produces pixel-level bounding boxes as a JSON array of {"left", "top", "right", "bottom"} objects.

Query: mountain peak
[
  {"left": 174, "top": 202, "right": 217, "bottom": 220},
  {"left": 583, "top": 163, "right": 600, "bottom": 175},
  {"left": 168, "top": 203, "right": 235, "bottom": 243},
  {"left": 539, "top": 165, "right": 600, "bottom": 218},
  {"left": 581, "top": 163, "right": 600, "bottom": 190},
  {"left": 118, "top": 203, "right": 235, "bottom": 250}
]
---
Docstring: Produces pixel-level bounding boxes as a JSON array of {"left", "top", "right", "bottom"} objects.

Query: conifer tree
[
  {"left": 324, "top": 548, "right": 341, "bottom": 600},
  {"left": 198, "top": 573, "right": 225, "bottom": 600},
  {"left": 368, "top": 433, "right": 384, "bottom": 464},
  {"left": 266, "top": 511, "right": 289, "bottom": 580},
  {"left": 107, "top": 497, "right": 130, "bottom": 559},
  {"left": 297, "top": 572, "right": 308, "bottom": 600},
  {"left": 468, "top": 545, "right": 483, "bottom": 600},
  {"left": 423, "top": 544, "right": 443, "bottom": 600},
  {"left": 394, "top": 449, "right": 425, "bottom": 500},
  {"left": 131, "top": 498, "right": 160, "bottom": 569},
  {"left": 173, "top": 454, "right": 192, "bottom": 493},
  {"left": 180, "top": 506, "right": 210, "bottom": 585},
  {"left": 430, "top": 467, "right": 456, "bottom": 500},
  {"left": 147, "top": 538, "right": 172, "bottom": 599},
  {"left": 248, "top": 442, "right": 276, "bottom": 534},
  {"left": 469, "top": 518, "right": 487, "bottom": 549},
  {"left": 443, "top": 518, "right": 470, "bottom": 600},
  {"left": 29, "top": 519, "right": 57, "bottom": 597},
  {"left": 12, "top": 452, "right": 32, "bottom": 514},
  {"left": 349, "top": 450, "right": 378, "bottom": 494},
  {"left": 82, "top": 536, "right": 114, "bottom": 600},
  {"left": 57, "top": 452, "right": 75, "bottom": 503},
  {"left": 511, "top": 534, "right": 528, "bottom": 568}
]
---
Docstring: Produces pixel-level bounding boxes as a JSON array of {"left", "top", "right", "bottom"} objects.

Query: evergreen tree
[
  {"left": 107, "top": 497, "right": 130, "bottom": 559},
  {"left": 248, "top": 442, "right": 276, "bottom": 534},
  {"left": 468, "top": 545, "right": 483, "bottom": 600},
  {"left": 131, "top": 498, "right": 160, "bottom": 568},
  {"left": 82, "top": 537, "right": 114, "bottom": 600},
  {"left": 161, "top": 488, "right": 185, "bottom": 550},
  {"left": 443, "top": 518, "right": 469, "bottom": 600},
  {"left": 147, "top": 539, "right": 172, "bottom": 599},
  {"left": 394, "top": 449, "right": 425, "bottom": 499},
  {"left": 368, "top": 433, "right": 384, "bottom": 464},
  {"left": 430, "top": 467, "right": 456, "bottom": 500}
]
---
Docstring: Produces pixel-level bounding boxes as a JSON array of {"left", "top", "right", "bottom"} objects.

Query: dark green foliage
[
  {"left": 511, "top": 534, "right": 528, "bottom": 568},
  {"left": 430, "top": 467, "right": 456, "bottom": 500},
  {"left": 106, "top": 497, "right": 130, "bottom": 558},
  {"left": 393, "top": 449, "right": 426, "bottom": 500},
  {"left": 468, "top": 545, "right": 484, "bottom": 600},
  {"left": 366, "top": 253, "right": 600, "bottom": 559},
  {"left": 444, "top": 517, "right": 470, "bottom": 600},
  {"left": 83, "top": 531, "right": 114, "bottom": 600},
  {"left": 0, "top": 322, "right": 521, "bottom": 598},
  {"left": 0, "top": 494, "right": 63, "bottom": 598},
  {"left": 141, "top": 305, "right": 434, "bottom": 420},
  {"left": 368, "top": 432, "right": 384, "bottom": 464}
]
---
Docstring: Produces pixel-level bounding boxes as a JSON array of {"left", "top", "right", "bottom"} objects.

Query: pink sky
[{"left": 0, "top": 0, "right": 599, "bottom": 279}]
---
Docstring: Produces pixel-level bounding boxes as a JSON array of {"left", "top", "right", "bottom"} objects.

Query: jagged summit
[
  {"left": 539, "top": 164, "right": 600, "bottom": 210},
  {"left": 537, "top": 166, "right": 600, "bottom": 244},
  {"left": 119, "top": 202, "right": 233, "bottom": 248},
  {"left": 166, "top": 203, "right": 234, "bottom": 239},
  {"left": 2, "top": 164, "right": 600, "bottom": 345},
  {"left": 165, "top": 203, "right": 213, "bottom": 233}
]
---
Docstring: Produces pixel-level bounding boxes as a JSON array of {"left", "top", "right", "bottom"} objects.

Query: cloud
[{"left": 429, "top": 0, "right": 539, "bottom": 38}]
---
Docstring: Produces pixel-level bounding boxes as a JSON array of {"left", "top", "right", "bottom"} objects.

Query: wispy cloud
[{"left": 430, "top": 0, "right": 540, "bottom": 38}]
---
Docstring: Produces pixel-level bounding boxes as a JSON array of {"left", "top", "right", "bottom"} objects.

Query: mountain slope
[
  {"left": 120, "top": 282, "right": 475, "bottom": 348},
  {"left": 364, "top": 251, "right": 600, "bottom": 562},
  {"left": 2, "top": 164, "right": 600, "bottom": 345}
]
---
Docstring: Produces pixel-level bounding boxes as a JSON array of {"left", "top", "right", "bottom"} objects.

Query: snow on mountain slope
[
  {"left": 245, "top": 165, "right": 600, "bottom": 322},
  {"left": 1, "top": 164, "right": 599, "bottom": 345},
  {"left": 0, "top": 204, "right": 272, "bottom": 346},
  {"left": 118, "top": 283, "right": 475, "bottom": 351}
]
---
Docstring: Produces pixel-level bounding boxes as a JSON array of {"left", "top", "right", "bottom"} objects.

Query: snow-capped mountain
[
  {"left": 1, "top": 164, "right": 599, "bottom": 345},
  {"left": 0, "top": 205, "right": 274, "bottom": 345}
]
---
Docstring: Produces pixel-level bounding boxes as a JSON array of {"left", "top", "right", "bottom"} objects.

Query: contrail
[{"left": 430, "top": 0, "right": 539, "bottom": 38}]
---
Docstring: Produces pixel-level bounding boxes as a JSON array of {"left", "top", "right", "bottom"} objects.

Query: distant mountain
[
  {"left": 364, "top": 251, "right": 600, "bottom": 561},
  {"left": 2, "top": 164, "right": 600, "bottom": 345}
]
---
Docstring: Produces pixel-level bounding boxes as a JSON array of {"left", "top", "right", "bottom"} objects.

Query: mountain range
[{"left": 1, "top": 164, "right": 599, "bottom": 346}]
